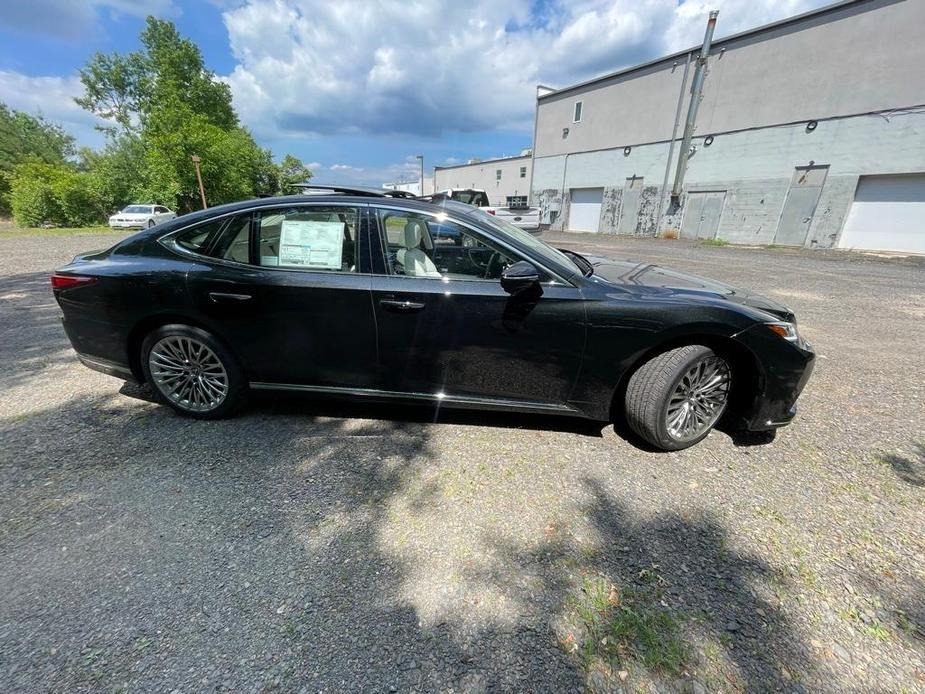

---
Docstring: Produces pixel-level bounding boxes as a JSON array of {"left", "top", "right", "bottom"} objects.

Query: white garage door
[
  {"left": 568, "top": 188, "right": 603, "bottom": 232},
  {"left": 839, "top": 174, "right": 925, "bottom": 254}
]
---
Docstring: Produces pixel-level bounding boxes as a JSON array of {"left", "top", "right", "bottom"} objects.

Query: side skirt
[{"left": 248, "top": 382, "right": 582, "bottom": 416}]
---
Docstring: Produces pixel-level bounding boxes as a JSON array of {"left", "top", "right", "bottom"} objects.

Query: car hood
[{"left": 586, "top": 255, "right": 794, "bottom": 321}]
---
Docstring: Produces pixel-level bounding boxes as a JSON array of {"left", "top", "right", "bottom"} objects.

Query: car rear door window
[
  {"left": 215, "top": 214, "right": 252, "bottom": 263},
  {"left": 257, "top": 206, "right": 360, "bottom": 272}
]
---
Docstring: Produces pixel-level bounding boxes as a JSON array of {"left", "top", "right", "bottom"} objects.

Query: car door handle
[
  {"left": 209, "top": 291, "right": 252, "bottom": 303},
  {"left": 379, "top": 298, "right": 425, "bottom": 313}
]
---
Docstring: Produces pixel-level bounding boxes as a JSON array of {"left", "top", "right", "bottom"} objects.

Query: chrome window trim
[
  {"left": 158, "top": 201, "right": 369, "bottom": 276},
  {"left": 370, "top": 202, "right": 576, "bottom": 287}
]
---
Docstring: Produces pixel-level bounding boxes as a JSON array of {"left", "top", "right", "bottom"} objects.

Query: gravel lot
[{"left": 0, "top": 229, "right": 923, "bottom": 693}]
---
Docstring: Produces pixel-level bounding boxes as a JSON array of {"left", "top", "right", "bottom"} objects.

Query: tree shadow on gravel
[
  {"left": 0, "top": 388, "right": 587, "bottom": 691},
  {"left": 461, "top": 479, "right": 816, "bottom": 691},
  {"left": 2, "top": 382, "right": 814, "bottom": 692},
  {"left": 877, "top": 442, "right": 925, "bottom": 487}
]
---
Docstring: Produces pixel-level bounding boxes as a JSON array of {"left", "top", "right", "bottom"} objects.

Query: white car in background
[
  {"left": 427, "top": 189, "right": 540, "bottom": 231},
  {"left": 108, "top": 204, "right": 177, "bottom": 229}
]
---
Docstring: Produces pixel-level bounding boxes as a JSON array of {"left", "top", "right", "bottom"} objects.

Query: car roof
[
  {"left": 146, "top": 193, "right": 446, "bottom": 229},
  {"left": 120, "top": 193, "right": 579, "bottom": 284}
]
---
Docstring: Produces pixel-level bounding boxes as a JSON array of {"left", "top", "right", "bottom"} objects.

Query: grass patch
[
  {"left": 565, "top": 574, "right": 687, "bottom": 678},
  {"left": 0, "top": 226, "right": 121, "bottom": 238},
  {"left": 701, "top": 238, "right": 730, "bottom": 247}
]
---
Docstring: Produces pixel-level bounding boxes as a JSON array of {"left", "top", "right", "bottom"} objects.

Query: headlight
[{"left": 766, "top": 321, "right": 800, "bottom": 343}]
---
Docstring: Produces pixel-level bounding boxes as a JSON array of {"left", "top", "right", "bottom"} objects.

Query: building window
[
  {"left": 573, "top": 101, "right": 583, "bottom": 123},
  {"left": 496, "top": 169, "right": 502, "bottom": 181},
  {"left": 519, "top": 166, "right": 527, "bottom": 178}
]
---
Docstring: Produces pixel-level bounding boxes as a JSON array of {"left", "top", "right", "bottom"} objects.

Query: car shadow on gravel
[{"left": 0, "top": 271, "right": 77, "bottom": 393}]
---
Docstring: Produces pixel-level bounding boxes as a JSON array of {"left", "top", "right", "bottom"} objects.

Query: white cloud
[
  {"left": 221, "top": 0, "right": 829, "bottom": 141},
  {"left": 316, "top": 155, "right": 427, "bottom": 187},
  {"left": 0, "top": 0, "right": 178, "bottom": 39},
  {"left": 0, "top": 71, "right": 109, "bottom": 149}
]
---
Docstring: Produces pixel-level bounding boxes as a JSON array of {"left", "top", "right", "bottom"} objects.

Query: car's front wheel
[
  {"left": 624, "top": 345, "right": 731, "bottom": 451},
  {"left": 141, "top": 324, "right": 247, "bottom": 419}
]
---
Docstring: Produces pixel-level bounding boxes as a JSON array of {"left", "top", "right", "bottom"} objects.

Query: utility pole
[
  {"left": 415, "top": 154, "right": 424, "bottom": 196},
  {"left": 656, "top": 51, "right": 692, "bottom": 233},
  {"left": 671, "top": 10, "right": 718, "bottom": 200},
  {"left": 190, "top": 155, "right": 207, "bottom": 209}
]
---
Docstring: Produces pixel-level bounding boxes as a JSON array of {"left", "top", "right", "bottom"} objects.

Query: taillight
[{"left": 51, "top": 274, "right": 97, "bottom": 290}]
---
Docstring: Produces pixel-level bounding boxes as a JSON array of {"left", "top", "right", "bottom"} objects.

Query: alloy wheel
[
  {"left": 665, "top": 355, "right": 731, "bottom": 442},
  {"left": 148, "top": 336, "right": 229, "bottom": 412}
]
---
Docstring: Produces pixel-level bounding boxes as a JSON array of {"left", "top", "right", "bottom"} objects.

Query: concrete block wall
[{"left": 531, "top": 110, "right": 925, "bottom": 248}]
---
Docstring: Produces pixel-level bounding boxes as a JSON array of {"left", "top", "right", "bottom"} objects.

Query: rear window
[{"left": 452, "top": 190, "right": 490, "bottom": 207}]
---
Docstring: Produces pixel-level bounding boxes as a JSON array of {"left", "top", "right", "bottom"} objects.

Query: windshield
[
  {"left": 468, "top": 208, "right": 583, "bottom": 277},
  {"left": 123, "top": 205, "right": 153, "bottom": 214}
]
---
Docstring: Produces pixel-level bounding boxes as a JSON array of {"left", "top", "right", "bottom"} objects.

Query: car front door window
[{"left": 377, "top": 210, "right": 533, "bottom": 281}]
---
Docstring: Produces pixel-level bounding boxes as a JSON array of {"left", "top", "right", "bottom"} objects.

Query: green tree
[
  {"left": 0, "top": 103, "right": 76, "bottom": 214},
  {"left": 76, "top": 17, "right": 236, "bottom": 134},
  {"left": 276, "top": 154, "right": 313, "bottom": 194},
  {"left": 75, "top": 17, "right": 282, "bottom": 213},
  {"left": 79, "top": 136, "right": 147, "bottom": 215}
]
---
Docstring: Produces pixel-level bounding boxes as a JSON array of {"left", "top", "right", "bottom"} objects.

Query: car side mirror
[{"left": 500, "top": 260, "right": 540, "bottom": 295}]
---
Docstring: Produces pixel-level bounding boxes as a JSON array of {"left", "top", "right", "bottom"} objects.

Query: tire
[
  {"left": 141, "top": 324, "right": 247, "bottom": 419},
  {"left": 147, "top": 219, "right": 155, "bottom": 228},
  {"left": 624, "top": 345, "right": 731, "bottom": 451}
]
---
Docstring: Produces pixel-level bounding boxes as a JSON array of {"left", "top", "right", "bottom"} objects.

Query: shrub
[
  {"left": 10, "top": 170, "right": 57, "bottom": 226},
  {"left": 10, "top": 162, "right": 105, "bottom": 227}
]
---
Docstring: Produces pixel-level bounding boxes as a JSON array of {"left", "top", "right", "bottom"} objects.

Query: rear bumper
[
  {"left": 60, "top": 312, "right": 137, "bottom": 381},
  {"left": 76, "top": 352, "right": 138, "bottom": 382}
]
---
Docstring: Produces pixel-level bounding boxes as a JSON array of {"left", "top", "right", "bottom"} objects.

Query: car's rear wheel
[
  {"left": 624, "top": 345, "right": 731, "bottom": 451},
  {"left": 141, "top": 324, "right": 246, "bottom": 419}
]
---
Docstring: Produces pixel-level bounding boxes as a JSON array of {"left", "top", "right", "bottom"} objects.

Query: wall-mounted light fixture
[
  {"left": 562, "top": 127, "right": 569, "bottom": 138},
  {"left": 806, "top": 120, "right": 818, "bottom": 132},
  {"left": 704, "top": 135, "right": 714, "bottom": 146},
  {"left": 623, "top": 146, "right": 632, "bottom": 156}
]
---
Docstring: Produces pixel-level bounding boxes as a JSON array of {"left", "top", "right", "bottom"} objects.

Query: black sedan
[{"left": 52, "top": 186, "right": 814, "bottom": 451}]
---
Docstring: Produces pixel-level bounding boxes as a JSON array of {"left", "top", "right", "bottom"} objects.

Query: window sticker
[{"left": 278, "top": 220, "right": 344, "bottom": 269}]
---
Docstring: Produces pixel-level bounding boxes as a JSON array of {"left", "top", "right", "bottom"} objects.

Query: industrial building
[
  {"left": 433, "top": 154, "right": 533, "bottom": 207},
  {"left": 530, "top": 0, "right": 925, "bottom": 253},
  {"left": 383, "top": 178, "right": 434, "bottom": 196}
]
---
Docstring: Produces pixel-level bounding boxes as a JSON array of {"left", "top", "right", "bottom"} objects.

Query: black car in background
[{"left": 52, "top": 185, "right": 814, "bottom": 451}]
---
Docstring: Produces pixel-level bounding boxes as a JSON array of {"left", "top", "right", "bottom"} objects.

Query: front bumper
[
  {"left": 109, "top": 221, "right": 146, "bottom": 229},
  {"left": 729, "top": 326, "right": 816, "bottom": 432}
]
